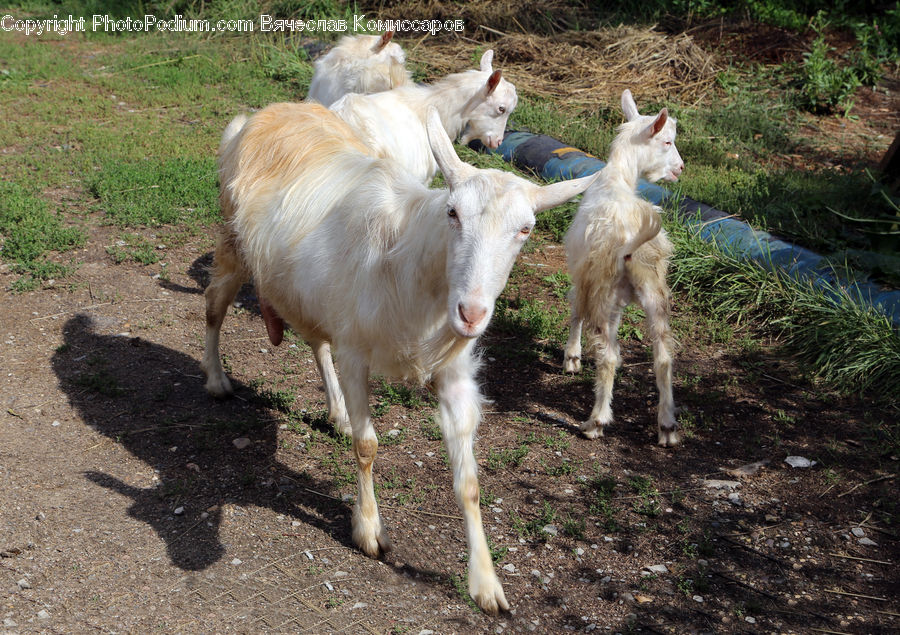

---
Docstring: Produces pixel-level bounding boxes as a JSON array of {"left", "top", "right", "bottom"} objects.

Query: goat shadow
[{"left": 49, "top": 312, "right": 440, "bottom": 581}]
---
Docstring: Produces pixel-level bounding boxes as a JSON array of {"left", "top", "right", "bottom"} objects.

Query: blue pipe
[{"left": 471, "top": 130, "right": 900, "bottom": 326}]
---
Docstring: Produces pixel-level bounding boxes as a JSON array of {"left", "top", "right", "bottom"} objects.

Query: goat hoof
[
  {"left": 580, "top": 420, "right": 606, "bottom": 439},
  {"left": 563, "top": 356, "right": 582, "bottom": 373},
  {"left": 469, "top": 572, "right": 509, "bottom": 616},
  {"left": 657, "top": 427, "right": 680, "bottom": 448},
  {"left": 352, "top": 513, "right": 392, "bottom": 558},
  {"left": 332, "top": 418, "right": 353, "bottom": 437},
  {"left": 204, "top": 374, "right": 234, "bottom": 398}
]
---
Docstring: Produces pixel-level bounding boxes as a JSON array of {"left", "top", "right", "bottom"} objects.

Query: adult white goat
[
  {"left": 202, "top": 102, "right": 597, "bottom": 614},
  {"left": 563, "top": 89, "right": 684, "bottom": 447},
  {"left": 330, "top": 49, "right": 517, "bottom": 184},
  {"left": 307, "top": 31, "right": 412, "bottom": 107}
]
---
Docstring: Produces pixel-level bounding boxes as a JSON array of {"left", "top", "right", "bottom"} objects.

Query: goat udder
[{"left": 259, "top": 295, "right": 285, "bottom": 346}]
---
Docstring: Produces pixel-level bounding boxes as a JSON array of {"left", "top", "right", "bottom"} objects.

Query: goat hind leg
[
  {"left": 310, "top": 339, "right": 351, "bottom": 437},
  {"left": 563, "top": 287, "right": 583, "bottom": 373},
  {"left": 563, "top": 313, "right": 584, "bottom": 373},
  {"left": 581, "top": 309, "right": 622, "bottom": 439},
  {"left": 637, "top": 284, "right": 678, "bottom": 447},
  {"left": 201, "top": 232, "right": 247, "bottom": 397}
]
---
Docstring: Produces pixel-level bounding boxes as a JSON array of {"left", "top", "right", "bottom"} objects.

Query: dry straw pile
[{"left": 409, "top": 26, "right": 720, "bottom": 107}]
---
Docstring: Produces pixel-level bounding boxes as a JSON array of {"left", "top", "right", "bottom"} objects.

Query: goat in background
[
  {"left": 563, "top": 89, "right": 684, "bottom": 447},
  {"left": 307, "top": 31, "right": 411, "bottom": 107},
  {"left": 330, "top": 49, "right": 517, "bottom": 184}
]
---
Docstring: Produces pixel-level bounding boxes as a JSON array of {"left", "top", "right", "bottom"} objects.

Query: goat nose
[{"left": 458, "top": 302, "right": 488, "bottom": 327}]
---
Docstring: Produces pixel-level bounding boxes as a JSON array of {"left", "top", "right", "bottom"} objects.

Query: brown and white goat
[
  {"left": 202, "top": 103, "right": 597, "bottom": 613},
  {"left": 307, "top": 31, "right": 411, "bottom": 107},
  {"left": 563, "top": 89, "right": 684, "bottom": 447}
]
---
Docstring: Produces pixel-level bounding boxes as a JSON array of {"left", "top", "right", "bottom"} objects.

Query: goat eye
[
  {"left": 447, "top": 207, "right": 457, "bottom": 218},
  {"left": 664, "top": 141, "right": 672, "bottom": 146},
  {"left": 519, "top": 225, "right": 532, "bottom": 236},
  {"left": 498, "top": 106, "right": 506, "bottom": 114}
]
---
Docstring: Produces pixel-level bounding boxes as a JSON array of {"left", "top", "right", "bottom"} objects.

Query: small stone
[
  {"left": 232, "top": 437, "right": 251, "bottom": 450},
  {"left": 859, "top": 537, "right": 878, "bottom": 547},
  {"left": 692, "top": 595, "right": 704, "bottom": 603},
  {"left": 727, "top": 492, "right": 742, "bottom": 506},
  {"left": 542, "top": 524, "right": 558, "bottom": 536},
  {"left": 703, "top": 479, "right": 741, "bottom": 491},
  {"left": 387, "top": 429, "right": 402, "bottom": 437},
  {"left": 186, "top": 463, "right": 200, "bottom": 473},
  {"left": 620, "top": 592, "right": 635, "bottom": 603},
  {"left": 784, "top": 456, "right": 815, "bottom": 468},
  {"left": 173, "top": 506, "right": 184, "bottom": 516},
  {"left": 645, "top": 564, "right": 669, "bottom": 574},
  {"left": 231, "top": 558, "right": 242, "bottom": 565},
  {"left": 502, "top": 563, "right": 516, "bottom": 573},
  {"left": 37, "top": 609, "right": 50, "bottom": 620},
  {"left": 334, "top": 570, "right": 348, "bottom": 577},
  {"left": 600, "top": 576, "right": 611, "bottom": 584},
  {"left": 765, "top": 514, "right": 779, "bottom": 523},
  {"left": 574, "top": 547, "right": 585, "bottom": 556},
  {"left": 745, "top": 616, "right": 756, "bottom": 624},
  {"left": 17, "top": 578, "right": 31, "bottom": 589},
  {"left": 697, "top": 559, "right": 709, "bottom": 568},
  {"left": 414, "top": 461, "right": 423, "bottom": 468},
  {"left": 4, "top": 618, "right": 18, "bottom": 628},
  {"left": 323, "top": 581, "right": 333, "bottom": 591},
  {"left": 51, "top": 420, "right": 61, "bottom": 427},
  {"left": 341, "top": 494, "right": 354, "bottom": 503},
  {"left": 851, "top": 527, "right": 865, "bottom": 537},
  {"left": 418, "top": 630, "right": 435, "bottom": 635},
  {"left": 351, "top": 602, "right": 367, "bottom": 609}
]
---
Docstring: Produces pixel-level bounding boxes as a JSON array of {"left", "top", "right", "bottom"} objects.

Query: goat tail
[
  {"left": 220, "top": 114, "right": 249, "bottom": 154},
  {"left": 617, "top": 205, "right": 661, "bottom": 272}
]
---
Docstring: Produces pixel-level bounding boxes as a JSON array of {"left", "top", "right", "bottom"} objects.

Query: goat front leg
[
  {"left": 636, "top": 284, "right": 678, "bottom": 447},
  {"left": 338, "top": 354, "right": 390, "bottom": 557},
  {"left": 201, "top": 231, "right": 247, "bottom": 398},
  {"left": 435, "top": 356, "right": 508, "bottom": 615},
  {"left": 310, "top": 339, "right": 351, "bottom": 437},
  {"left": 581, "top": 308, "right": 623, "bottom": 439}
]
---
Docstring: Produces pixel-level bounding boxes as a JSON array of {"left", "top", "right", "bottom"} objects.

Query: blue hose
[{"left": 472, "top": 130, "right": 900, "bottom": 327}]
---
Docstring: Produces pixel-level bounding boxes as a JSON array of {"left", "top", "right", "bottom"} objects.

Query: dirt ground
[{"left": 1, "top": 217, "right": 898, "bottom": 634}]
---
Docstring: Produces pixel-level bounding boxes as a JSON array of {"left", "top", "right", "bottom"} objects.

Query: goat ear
[
  {"left": 486, "top": 70, "right": 502, "bottom": 96},
  {"left": 373, "top": 31, "right": 394, "bottom": 53},
  {"left": 426, "top": 107, "right": 467, "bottom": 188},
  {"left": 531, "top": 173, "right": 600, "bottom": 213},
  {"left": 646, "top": 108, "right": 668, "bottom": 138},
  {"left": 621, "top": 89, "right": 640, "bottom": 122},
  {"left": 479, "top": 49, "right": 494, "bottom": 72}
]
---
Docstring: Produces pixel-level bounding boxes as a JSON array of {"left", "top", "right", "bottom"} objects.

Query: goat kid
[
  {"left": 330, "top": 49, "right": 517, "bottom": 184},
  {"left": 307, "top": 31, "right": 411, "bottom": 107},
  {"left": 202, "top": 103, "right": 597, "bottom": 614},
  {"left": 563, "top": 89, "right": 684, "bottom": 447}
]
